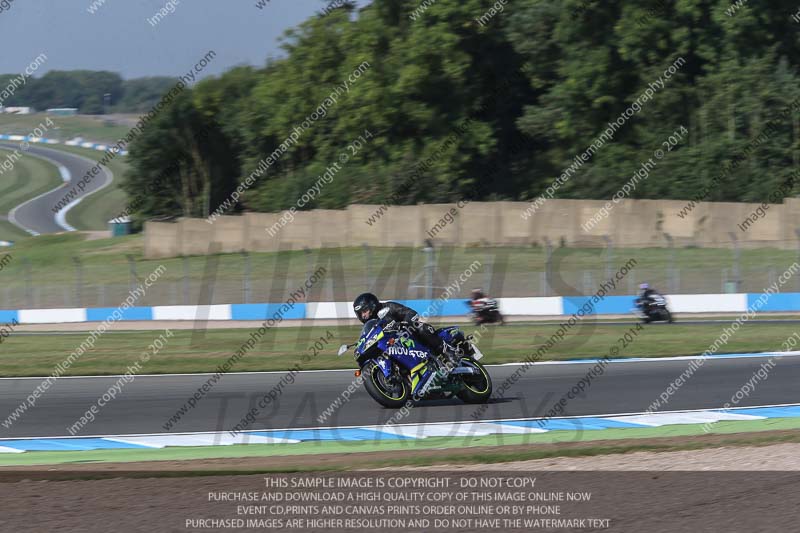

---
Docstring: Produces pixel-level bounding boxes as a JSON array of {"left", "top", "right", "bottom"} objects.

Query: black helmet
[{"left": 353, "top": 292, "right": 380, "bottom": 323}]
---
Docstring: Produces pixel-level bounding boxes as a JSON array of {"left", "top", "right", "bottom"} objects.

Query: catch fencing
[{"left": 1, "top": 243, "right": 798, "bottom": 309}]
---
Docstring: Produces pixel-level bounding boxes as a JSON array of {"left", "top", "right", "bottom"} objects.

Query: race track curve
[{"left": 1, "top": 143, "right": 113, "bottom": 235}]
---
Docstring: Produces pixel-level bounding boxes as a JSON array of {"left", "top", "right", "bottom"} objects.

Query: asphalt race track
[
  {"left": 0, "top": 354, "right": 795, "bottom": 438},
  {"left": 1, "top": 143, "right": 112, "bottom": 235}
]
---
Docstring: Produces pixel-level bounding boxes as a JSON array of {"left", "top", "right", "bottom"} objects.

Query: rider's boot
[
  {"left": 424, "top": 352, "right": 448, "bottom": 378},
  {"left": 436, "top": 342, "right": 460, "bottom": 373}
]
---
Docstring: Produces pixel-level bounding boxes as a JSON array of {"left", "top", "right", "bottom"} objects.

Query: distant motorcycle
[
  {"left": 337, "top": 318, "right": 492, "bottom": 408},
  {"left": 466, "top": 297, "right": 504, "bottom": 326},
  {"left": 634, "top": 294, "right": 674, "bottom": 324}
]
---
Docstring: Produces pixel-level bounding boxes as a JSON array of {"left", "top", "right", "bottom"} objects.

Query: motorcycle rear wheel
[{"left": 362, "top": 361, "right": 411, "bottom": 408}]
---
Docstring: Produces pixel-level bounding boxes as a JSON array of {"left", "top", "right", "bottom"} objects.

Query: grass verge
[
  {"left": 0, "top": 147, "right": 62, "bottom": 215},
  {"left": 0, "top": 221, "right": 30, "bottom": 242},
  {"left": 0, "top": 321, "right": 795, "bottom": 376},
  {"left": 0, "top": 113, "right": 133, "bottom": 145},
  {"left": 0, "top": 232, "right": 800, "bottom": 298}
]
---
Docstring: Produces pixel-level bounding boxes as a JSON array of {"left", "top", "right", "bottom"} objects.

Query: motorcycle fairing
[{"left": 355, "top": 319, "right": 435, "bottom": 378}]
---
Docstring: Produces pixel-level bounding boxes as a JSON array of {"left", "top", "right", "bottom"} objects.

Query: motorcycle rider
[
  {"left": 352, "top": 292, "right": 458, "bottom": 368},
  {"left": 635, "top": 283, "right": 661, "bottom": 314},
  {"left": 467, "top": 288, "right": 503, "bottom": 325},
  {"left": 469, "top": 288, "right": 487, "bottom": 308}
]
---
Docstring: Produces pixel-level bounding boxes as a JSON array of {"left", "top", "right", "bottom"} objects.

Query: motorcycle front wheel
[
  {"left": 362, "top": 361, "right": 411, "bottom": 408},
  {"left": 456, "top": 359, "right": 492, "bottom": 404}
]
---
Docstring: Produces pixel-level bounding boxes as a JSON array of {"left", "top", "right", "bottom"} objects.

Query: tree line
[
  {"left": 0, "top": 71, "right": 179, "bottom": 114},
  {"left": 119, "top": 0, "right": 800, "bottom": 222}
]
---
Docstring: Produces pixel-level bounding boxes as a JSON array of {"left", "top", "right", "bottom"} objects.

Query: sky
[{"left": 0, "top": 0, "right": 370, "bottom": 80}]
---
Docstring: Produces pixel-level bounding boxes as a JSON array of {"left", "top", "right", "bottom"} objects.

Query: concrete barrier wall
[
  {"left": 143, "top": 220, "right": 180, "bottom": 258},
  {"left": 245, "top": 213, "right": 279, "bottom": 252},
  {"left": 178, "top": 218, "right": 213, "bottom": 256},
  {"left": 212, "top": 216, "right": 247, "bottom": 253},
  {"left": 144, "top": 197, "right": 800, "bottom": 259}
]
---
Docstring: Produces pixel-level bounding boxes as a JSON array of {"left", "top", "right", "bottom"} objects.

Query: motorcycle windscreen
[{"left": 355, "top": 319, "right": 381, "bottom": 356}]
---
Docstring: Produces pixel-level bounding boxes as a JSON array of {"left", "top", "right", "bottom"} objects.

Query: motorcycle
[
  {"left": 337, "top": 317, "right": 493, "bottom": 408},
  {"left": 466, "top": 298, "right": 504, "bottom": 326},
  {"left": 634, "top": 294, "right": 674, "bottom": 324}
]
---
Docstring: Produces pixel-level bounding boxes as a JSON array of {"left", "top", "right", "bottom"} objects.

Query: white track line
[
  {"left": 50, "top": 147, "right": 114, "bottom": 231},
  {"left": 52, "top": 164, "right": 75, "bottom": 231}
]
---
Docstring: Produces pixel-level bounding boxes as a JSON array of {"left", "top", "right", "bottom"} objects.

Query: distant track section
[{"left": 0, "top": 143, "right": 112, "bottom": 235}]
